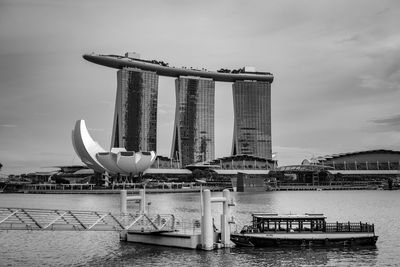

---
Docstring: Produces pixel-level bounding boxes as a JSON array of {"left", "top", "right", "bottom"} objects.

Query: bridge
[{"left": 0, "top": 207, "right": 176, "bottom": 233}]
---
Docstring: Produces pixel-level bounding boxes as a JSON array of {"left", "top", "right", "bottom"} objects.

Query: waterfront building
[
  {"left": 232, "top": 81, "right": 272, "bottom": 159},
  {"left": 111, "top": 67, "right": 158, "bottom": 152},
  {"left": 298, "top": 149, "right": 400, "bottom": 188},
  {"left": 302, "top": 149, "right": 400, "bottom": 171},
  {"left": 302, "top": 149, "right": 400, "bottom": 172},
  {"left": 171, "top": 77, "right": 215, "bottom": 167}
]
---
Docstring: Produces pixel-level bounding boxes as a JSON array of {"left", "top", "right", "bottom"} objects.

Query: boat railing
[
  {"left": 325, "top": 222, "right": 374, "bottom": 233},
  {"left": 240, "top": 221, "right": 375, "bottom": 234}
]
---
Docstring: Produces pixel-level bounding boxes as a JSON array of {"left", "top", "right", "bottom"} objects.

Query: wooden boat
[{"left": 230, "top": 213, "right": 378, "bottom": 247}]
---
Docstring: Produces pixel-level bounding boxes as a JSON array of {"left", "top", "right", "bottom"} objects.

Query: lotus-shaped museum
[{"left": 71, "top": 120, "right": 156, "bottom": 175}]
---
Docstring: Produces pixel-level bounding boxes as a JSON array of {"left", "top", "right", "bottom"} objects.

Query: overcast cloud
[{"left": 1, "top": 0, "right": 400, "bottom": 174}]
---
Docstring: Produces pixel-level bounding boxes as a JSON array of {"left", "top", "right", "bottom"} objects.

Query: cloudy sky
[{"left": 1, "top": 0, "right": 400, "bottom": 174}]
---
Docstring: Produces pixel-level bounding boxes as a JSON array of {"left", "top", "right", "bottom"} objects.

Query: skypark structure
[
  {"left": 83, "top": 53, "right": 273, "bottom": 83},
  {"left": 83, "top": 53, "right": 274, "bottom": 167}
]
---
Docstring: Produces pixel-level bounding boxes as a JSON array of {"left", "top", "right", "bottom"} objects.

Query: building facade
[
  {"left": 300, "top": 150, "right": 400, "bottom": 189},
  {"left": 171, "top": 77, "right": 215, "bottom": 167},
  {"left": 232, "top": 81, "right": 272, "bottom": 159},
  {"left": 303, "top": 150, "right": 400, "bottom": 171},
  {"left": 111, "top": 67, "right": 158, "bottom": 152}
]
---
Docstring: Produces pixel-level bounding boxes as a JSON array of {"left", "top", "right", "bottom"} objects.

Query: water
[{"left": 0, "top": 191, "right": 399, "bottom": 266}]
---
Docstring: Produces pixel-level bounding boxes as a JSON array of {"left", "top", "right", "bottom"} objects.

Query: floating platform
[{"left": 125, "top": 231, "right": 221, "bottom": 249}]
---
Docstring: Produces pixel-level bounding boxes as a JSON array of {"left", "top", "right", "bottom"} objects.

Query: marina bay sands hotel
[{"left": 83, "top": 53, "right": 274, "bottom": 167}]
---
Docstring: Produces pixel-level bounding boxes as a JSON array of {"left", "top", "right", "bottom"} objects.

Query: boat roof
[{"left": 252, "top": 213, "right": 326, "bottom": 220}]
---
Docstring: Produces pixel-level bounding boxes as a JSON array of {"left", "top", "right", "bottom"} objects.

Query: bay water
[{"left": 0, "top": 190, "right": 399, "bottom": 266}]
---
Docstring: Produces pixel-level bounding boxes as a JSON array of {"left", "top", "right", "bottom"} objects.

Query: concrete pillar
[
  {"left": 120, "top": 190, "right": 127, "bottom": 214},
  {"left": 221, "top": 189, "right": 231, "bottom": 247},
  {"left": 202, "top": 189, "right": 213, "bottom": 250}
]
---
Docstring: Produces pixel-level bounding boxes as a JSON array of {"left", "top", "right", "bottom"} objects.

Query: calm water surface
[{"left": 0, "top": 191, "right": 399, "bottom": 266}]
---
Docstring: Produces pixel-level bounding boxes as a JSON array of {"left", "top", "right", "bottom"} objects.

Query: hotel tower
[
  {"left": 232, "top": 81, "right": 272, "bottom": 159},
  {"left": 111, "top": 67, "right": 159, "bottom": 152},
  {"left": 171, "top": 77, "right": 215, "bottom": 166}
]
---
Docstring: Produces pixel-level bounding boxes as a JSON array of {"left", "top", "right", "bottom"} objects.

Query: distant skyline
[{"left": 1, "top": 0, "right": 400, "bottom": 174}]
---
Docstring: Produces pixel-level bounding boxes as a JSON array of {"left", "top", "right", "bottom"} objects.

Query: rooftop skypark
[{"left": 83, "top": 53, "right": 274, "bottom": 83}]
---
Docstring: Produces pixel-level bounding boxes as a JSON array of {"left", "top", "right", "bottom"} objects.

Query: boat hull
[{"left": 231, "top": 233, "right": 378, "bottom": 247}]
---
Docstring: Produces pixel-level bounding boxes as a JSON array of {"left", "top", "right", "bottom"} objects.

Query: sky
[{"left": 1, "top": 0, "right": 400, "bottom": 175}]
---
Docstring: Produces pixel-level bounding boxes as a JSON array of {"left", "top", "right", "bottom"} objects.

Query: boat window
[
  {"left": 289, "top": 221, "right": 299, "bottom": 232},
  {"left": 278, "top": 221, "right": 288, "bottom": 231},
  {"left": 302, "top": 221, "right": 311, "bottom": 231}
]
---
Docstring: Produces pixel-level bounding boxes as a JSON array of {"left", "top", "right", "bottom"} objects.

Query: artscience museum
[{"left": 72, "top": 120, "right": 156, "bottom": 177}]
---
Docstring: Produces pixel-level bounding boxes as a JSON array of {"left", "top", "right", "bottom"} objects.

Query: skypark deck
[{"left": 83, "top": 53, "right": 274, "bottom": 83}]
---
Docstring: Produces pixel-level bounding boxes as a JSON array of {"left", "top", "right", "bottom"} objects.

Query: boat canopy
[{"left": 252, "top": 213, "right": 326, "bottom": 220}]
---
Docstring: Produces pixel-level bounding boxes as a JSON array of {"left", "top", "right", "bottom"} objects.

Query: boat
[{"left": 231, "top": 213, "right": 378, "bottom": 247}]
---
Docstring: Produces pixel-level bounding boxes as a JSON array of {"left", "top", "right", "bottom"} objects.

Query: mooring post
[
  {"left": 220, "top": 189, "right": 231, "bottom": 247},
  {"left": 202, "top": 189, "right": 213, "bottom": 250}
]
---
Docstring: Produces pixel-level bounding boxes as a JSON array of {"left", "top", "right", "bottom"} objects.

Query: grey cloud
[
  {"left": 375, "top": 7, "right": 390, "bottom": 16},
  {"left": 337, "top": 34, "right": 363, "bottom": 44},
  {"left": 358, "top": 48, "right": 400, "bottom": 92},
  {"left": 371, "top": 114, "right": 400, "bottom": 126},
  {"left": 358, "top": 75, "right": 400, "bottom": 92},
  {"left": 369, "top": 114, "right": 400, "bottom": 133}
]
